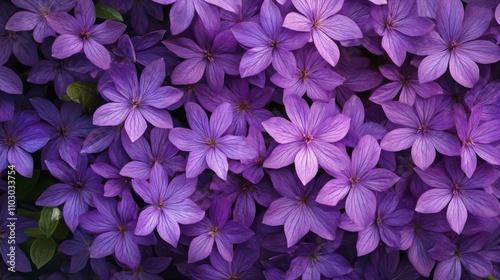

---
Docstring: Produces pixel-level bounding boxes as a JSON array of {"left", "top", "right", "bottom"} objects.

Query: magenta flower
[
  {"left": 169, "top": 102, "right": 254, "bottom": 180},
  {"left": 46, "top": 0, "right": 126, "bottom": 69},
  {"left": 262, "top": 96, "right": 350, "bottom": 185},
  {"left": 93, "top": 59, "right": 183, "bottom": 142}
]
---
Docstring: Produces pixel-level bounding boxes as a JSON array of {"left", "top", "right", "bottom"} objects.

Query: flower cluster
[{"left": 0, "top": 0, "right": 499, "bottom": 279}]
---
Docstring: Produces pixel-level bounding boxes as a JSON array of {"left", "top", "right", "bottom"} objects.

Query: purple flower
[
  {"left": 317, "top": 135, "right": 400, "bottom": 227},
  {"left": 210, "top": 174, "right": 278, "bottom": 227},
  {"left": 119, "top": 128, "right": 185, "bottom": 180},
  {"left": 152, "top": 0, "right": 221, "bottom": 35},
  {"left": 416, "top": 0, "right": 500, "bottom": 88},
  {"left": 229, "top": 126, "right": 273, "bottom": 184},
  {"left": 285, "top": 242, "right": 353, "bottom": 279},
  {"left": 36, "top": 156, "right": 103, "bottom": 231},
  {"left": 429, "top": 233, "right": 494, "bottom": 279},
  {"left": 93, "top": 59, "right": 183, "bottom": 142},
  {"left": 231, "top": 0, "right": 309, "bottom": 78},
  {"left": 133, "top": 163, "right": 205, "bottom": 246},
  {"left": 380, "top": 96, "right": 461, "bottom": 170},
  {"left": 59, "top": 229, "right": 94, "bottom": 273},
  {"left": 370, "top": 62, "right": 443, "bottom": 105},
  {"left": 169, "top": 102, "right": 254, "bottom": 180},
  {"left": 340, "top": 193, "right": 413, "bottom": 256},
  {"left": 191, "top": 239, "right": 263, "bottom": 280},
  {"left": 271, "top": 45, "right": 344, "bottom": 102},
  {"left": 262, "top": 96, "right": 350, "bottom": 185},
  {"left": 370, "top": 0, "right": 434, "bottom": 66},
  {"left": 263, "top": 169, "right": 340, "bottom": 247},
  {"left": 164, "top": 22, "right": 240, "bottom": 91},
  {"left": 30, "top": 98, "right": 92, "bottom": 169},
  {"left": 283, "top": 0, "right": 362, "bottom": 66},
  {"left": 91, "top": 149, "right": 132, "bottom": 198},
  {"left": 196, "top": 79, "right": 274, "bottom": 135},
  {"left": 183, "top": 196, "right": 254, "bottom": 263},
  {"left": 0, "top": 111, "right": 50, "bottom": 177},
  {"left": 110, "top": 255, "right": 171, "bottom": 280},
  {"left": 414, "top": 158, "right": 500, "bottom": 234},
  {"left": 400, "top": 213, "right": 451, "bottom": 277},
  {"left": 0, "top": 2, "right": 39, "bottom": 66},
  {"left": 341, "top": 94, "right": 388, "bottom": 147},
  {"left": 454, "top": 105, "right": 500, "bottom": 178},
  {"left": 0, "top": 66, "right": 22, "bottom": 122},
  {"left": 6, "top": 0, "right": 77, "bottom": 43},
  {"left": 28, "top": 39, "right": 95, "bottom": 98},
  {"left": 79, "top": 195, "right": 156, "bottom": 268},
  {"left": 46, "top": 0, "right": 126, "bottom": 69}
]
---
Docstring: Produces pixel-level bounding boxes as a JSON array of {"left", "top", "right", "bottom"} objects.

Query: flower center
[
  {"left": 74, "top": 181, "right": 84, "bottom": 191},
  {"left": 449, "top": 41, "right": 459, "bottom": 51},
  {"left": 205, "top": 138, "right": 217, "bottom": 148},
  {"left": 81, "top": 31, "right": 91, "bottom": 40},
  {"left": 452, "top": 184, "right": 461, "bottom": 195},
  {"left": 385, "top": 18, "right": 395, "bottom": 30},
  {"left": 240, "top": 181, "right": 253, "bottom": 191},
  {"left": 255, "top": 157, "right": 264, "bottom": 167},
  {"left": 209, "top": 226, "right": 219, "bottom": 236},
  {"left": 402, "top": 74, "right": 411, "bottom": 85},
  {"left": 303, "top": 134, "right": 313, "bottom": 144},
  {"left": 269, "top": 39, "right": 278, "bottom": 49},
  {"left": 309, "top": 252, "right": 319, "bottom": 262},
  {"left": 5, "top": 136, "right": 17, "bottom": 147},
  {"left": 203, "top": 50, "right": 215, "bottom": 62},
  {"left": 8, "top": 31, "right": 17, "bottom": 38},
  {"left": 298, "top": 196, "right": 308, "bottom": 205},
  {"left": 312, "top": 18, "right": 322, "bottom": 29},
  {"left": 229, "top": 275, "right": 239, "bottom": 280},
  {"left": 237, "top": 101, "right": 249, "bottom": 112},
  {"left": 156, "top": 200, "right": 164, "bottom": 210},
  {"left": 300, "top": 69, "right": 309, "bottom": 81},
  {"left": 118, "top": 224, "right": 127, "bottom": 234},
  {"left": 131, "top": 98, "right": 140, "bottom": 108},
  {"left": 39, "top": 8, "right": 50, "bottom": 17},
  {"left": 376, "top": 216, "right": 383, "bottom": 224},
  {"left": 58, "top": 126, "right": 68, "bottom": 137},
  {"left": 464, "top": 138, "right": 474, "bottom": 146},
  {"left": 349, "top": 177, "right": 359, "bottom": 186},
  {"left": 417, "top": 125, "right": 427, "bottom": 134}
]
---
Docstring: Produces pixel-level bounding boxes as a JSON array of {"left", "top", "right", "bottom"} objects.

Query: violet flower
[
  {"left": 169, "top": 102, "right": 254, "bottom": 180},
  {"left": 46, "top": 0, "right": 126, "bottom": 69}
]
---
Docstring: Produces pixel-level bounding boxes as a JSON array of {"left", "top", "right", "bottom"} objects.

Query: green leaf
[
  {"left": 39, "top": 207, "right": 61, "bottom": 237},
  {"left": 30, "top": 238, "right": 56, "bottom": 269},
  {"left": 24, "top": 228, "right": 47, "bottom": 239},
  {"left": 95, "top": 4, "right": 123, "bottom": 22},
  {"left": 65, "top": 81, "right": 97, "bottom": 110}
]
